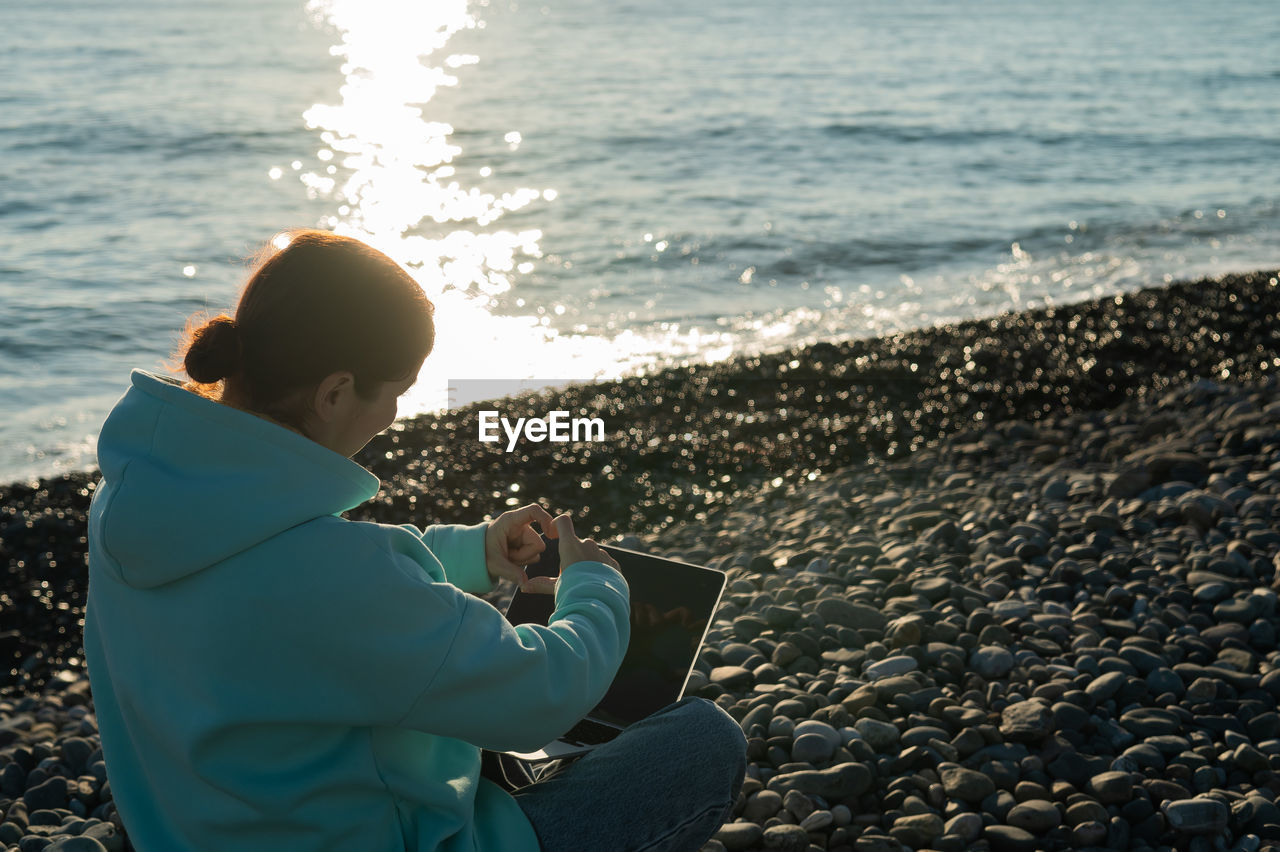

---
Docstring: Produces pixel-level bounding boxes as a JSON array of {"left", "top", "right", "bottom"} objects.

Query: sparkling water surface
[{"left": 2, "top": 0, "right": 1278, "bottom": 482}]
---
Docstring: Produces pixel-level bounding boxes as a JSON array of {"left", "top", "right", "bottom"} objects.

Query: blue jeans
[{"left": 508, "top": 697, "right": 747, "bottom": 851}]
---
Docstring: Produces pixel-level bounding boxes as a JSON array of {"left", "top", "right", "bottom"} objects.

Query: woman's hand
[{"left": 484, "top": 504, "right": 558, "bottom": 594}]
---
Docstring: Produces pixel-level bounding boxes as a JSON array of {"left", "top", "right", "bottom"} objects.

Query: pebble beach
[{"left": 4, "top": 268, "right": 1280, "bottom": 851}]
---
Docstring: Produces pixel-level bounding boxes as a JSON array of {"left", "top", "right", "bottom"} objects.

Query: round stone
[
  {"left": 720, "top": 643, "right": 759, "bottom": 666},
  {"left": 1119, "top": 707, "right": 1181, "bottom": 737},
  {"left": 46, "top": 840, "right": 108, "bottom": 852},
  {"left": 940, "top": 766, "right": 996, "bottom": 803},
  {"left": 914, "top": 577, "right": 953, "bottom": 602},
  {"left": 23, "top": 776, "right": 68, "bottom": 812},
  {"left": 944, "top": 812, "right": 983, "bottom": 841},
  {"left": 1071, "top": 821, "right": 1107, "bottom": 846},
  {"left": 1163, "top": 797, "right": 1230, "bottom": 834},
  {"left": 1006, "top": 799, "right": 1062, "bottom": 834},
  {"left": 853, "top": 718, "right": 900, "bottom": 752},
  {"left": 783, "top": 789, "right": 815, "bottom": 820},
  {"left": 743, "top": 789, "right": 784, "bottom": 822},
  {"left": 814, "top": 598, "right": 887, "bottom": 632},
  {"left": 1185, "top": 677, "right": 1218, "bottom": 702},
  {"left": 1000, "top": 700, "right": 1053, "bottom": 742},
  {"left": 793, "top": 720, "right": 841, "bottom": 750},
  {"left": 1145, "top": 667, "right": 1184, "bottom": 697},
  {"left": 1084, "top": 670, "right": 1127, "bottom": 701},
  {"left": 891, "top": 813, "right": 945, "bottom": 847},
  {"left": 970, "top": 646, "right": 1015, "bottom": 679},
  {"left": 791, "top": 732, "right": 835, "bottom": 764},
  {"left": 709, "top": 666, "right": 753, "bottom": 689},
  {"left": 865, "top": 655, "right": 918, "bottom": 680},
  {"left": 1065, "top": 799, "right": 1109, "bottom": 825},
  {"left": 714, "top": 822, "right": 763, "bottom": 851},
  {"left": 1088, "top": 771, "right": 1135, "bottom": 805},
  {"left": 760, "top": 823, "right": 809, "bottom": 852},
  {"left": 983, "top": 824, "right": 1038, "bottom": 852}
]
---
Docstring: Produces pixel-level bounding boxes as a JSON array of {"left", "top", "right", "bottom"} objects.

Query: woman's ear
[{"left": 311, "top": 371, "right": 357, "bottom": 424}]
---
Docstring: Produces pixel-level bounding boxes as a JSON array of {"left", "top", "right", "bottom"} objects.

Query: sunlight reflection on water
[{"left": 294, "top": 0, "right": 760, "bottom": 417}]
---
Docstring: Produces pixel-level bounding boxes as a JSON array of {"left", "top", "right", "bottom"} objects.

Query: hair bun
[{"left": 185, "top": 315, "right": 243, "bottom": 384}]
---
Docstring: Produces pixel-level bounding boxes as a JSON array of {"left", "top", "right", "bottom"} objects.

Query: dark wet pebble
[
  {"left": 1006, "top": 799, "right": 1061, "bottom": 834},
  {"left": 983, "top": 823, "right": 1038, "bottom": 852},
  {"left": 1164, "top": 797, "right": 1230, "bottom": 834}
]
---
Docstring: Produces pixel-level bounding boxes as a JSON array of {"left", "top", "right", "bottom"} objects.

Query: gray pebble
[
  {"left": 1083, "top": 670, "right": 1127, "bottom": 701},
  {"left": 813, "top": 598, "right": 887, "bottom": 632},
  {"left": 969, "top": 646, "right": 1014, "bottom": 679},
  {"left": 23, "top": 776, "right": 68, "bottom": 812},
  {"left": 1163, "top": 797, "right": 1230, "bottom": 834},
  {"left": 999, "top": 699, "right": 1053, "bottom": 742},
  {"left": 852, "top": 718, "right": 899, "bottom": 752},
  {"left": 1065, "top": 798, "right": 1109, "bottom": 825},
  {"left": 1071, "top": 820, "right": 1107, "bottom": 846},
  {"left": 714, "top": 821, "right": 763, "bottom": 851},
  {"left": 760, "top": 823, "right": 809, "bottom": 852},
  {"left": 1088, "top": 771, "right": 1135, "bottom": 804},
  {"left": 782, "top": 789, "right": 814, "bottom": 820},
  {"left": 865, "top": 655, "right": 917, "bottom": 680},
  {"left": 940, "top": 765, "right": 995, "bottom": 803},
  {"left": 743, "top": 789, "right": 783, "bottom": 822},
  {"left": 45, "top": 840, "right": 108, "bottom": 852},
  {"left": 1119, "top": 706, "right": 1181, "bottom": 737},
  {"left": 792, "top": 720, "right": 840, "bottom": 750},
  {"left": 709, "top": 666, "right": 753, "bottom": 689},
  {"left": 789, "top": 731, "right": 833, "bottom": 763},
  {"left": 767, "top": 763, "right": 873, "bottom": 799},
  {"left": 982, "top": 823, "right": 1038, "bottom": 852},
  {"left": 1146, "top": 666, "right": 1184, "bottom": 697},
  {"left": 944, "top": 811, "right": 982, "bottom": 841},
  {"left": 913, "top": 577, "right": 953, "bottom": 602},
  {"left": 1006, "top": 799, "right": 1061, "bottom": 833},
  {"left": 890, "top": 813, "right": 944, "bottom": 847}
]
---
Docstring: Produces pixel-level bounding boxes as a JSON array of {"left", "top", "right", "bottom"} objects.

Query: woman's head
[{"left": 175, "top": 230, "right": 434, "bottom": 453}]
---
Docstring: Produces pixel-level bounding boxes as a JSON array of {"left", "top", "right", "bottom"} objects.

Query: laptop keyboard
[{"left": 561, "top": 718, "right": 622, "bottom": 747}]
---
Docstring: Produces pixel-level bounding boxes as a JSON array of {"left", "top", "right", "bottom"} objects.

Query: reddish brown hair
[{"left": 172, "top": 230, "right": 434, "bottom": 431}]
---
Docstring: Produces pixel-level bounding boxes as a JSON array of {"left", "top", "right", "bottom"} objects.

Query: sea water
[{"left": 2, "top": 0, "right": 1278, "bottom": 482}]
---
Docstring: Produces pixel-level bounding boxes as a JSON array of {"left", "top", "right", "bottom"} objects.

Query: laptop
[{"left": 502, "top": 538, "right": 726, "bottom": 762}]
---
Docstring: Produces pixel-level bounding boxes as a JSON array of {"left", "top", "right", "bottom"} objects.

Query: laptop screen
[{"left": 504, "top": 540, "right": 726, "bottom": 728}]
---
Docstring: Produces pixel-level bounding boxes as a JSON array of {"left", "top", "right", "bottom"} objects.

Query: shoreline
[
  {"left": 4, "top": 267, "right": 1280, "bottom": 850},
  {"left": 7, "top": 265, "right": 1279, "bottom": 496}
]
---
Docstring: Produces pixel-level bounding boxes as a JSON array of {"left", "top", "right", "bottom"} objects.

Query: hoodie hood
[{"left": 92, "top": 369, "right": 380, "bottom": 588}]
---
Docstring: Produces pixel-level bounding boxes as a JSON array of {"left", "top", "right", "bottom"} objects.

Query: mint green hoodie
[{"left": 84, "top": 370, "right": 630, "bottom": 851}]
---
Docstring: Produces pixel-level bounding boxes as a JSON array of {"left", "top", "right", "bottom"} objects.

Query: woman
[{"left": 84, "top": 230, "right": 745, "bottom": 851}]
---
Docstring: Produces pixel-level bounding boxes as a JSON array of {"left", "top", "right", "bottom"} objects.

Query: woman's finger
[
  {"left": 502, "top": 503, "right": 556, "bottom": 536},
  {"left": 553, "top": 513, "right": 577, "bottom": 542},
  {"left": 522, "top": 576, "right": 557, "bottom": 595}
]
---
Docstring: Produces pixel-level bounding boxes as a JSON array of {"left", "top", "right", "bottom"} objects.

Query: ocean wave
[
  {"left": 817, "top": 121, "right": 1278, "bottom": 154},
  {"left": 1, "top": 118, "right": 286, "bottom": 160}
]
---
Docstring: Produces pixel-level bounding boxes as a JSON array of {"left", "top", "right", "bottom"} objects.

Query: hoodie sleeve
[
  {"left": 397, "top": 557, "right": 631, "bottom": 752},
  {"left": 233, "top": 520, "right": 628, "bottom": 751},
  {"left": 404, "top": 522, "right": 493, "bottom": 594}
]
